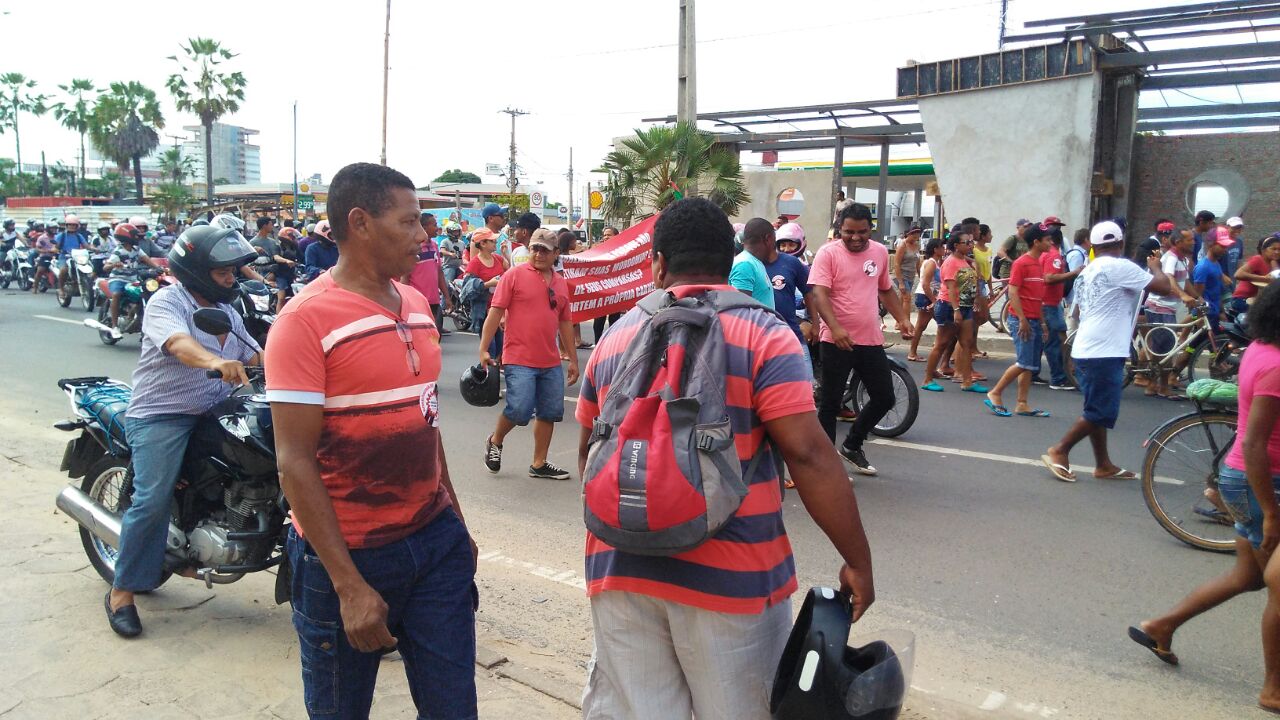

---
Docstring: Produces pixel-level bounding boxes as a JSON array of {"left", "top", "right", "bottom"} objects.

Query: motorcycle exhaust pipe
[{"left": 55, "top": 486, "right": 187, "bottom": 557}]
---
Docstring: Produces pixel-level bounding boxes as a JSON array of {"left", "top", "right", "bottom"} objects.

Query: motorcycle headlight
[
  {"left": 251, "top": 294, "right": 271, "bottom": 312},
  {"left": 145, "top": 278, "right": 160, "bottom": 292}
]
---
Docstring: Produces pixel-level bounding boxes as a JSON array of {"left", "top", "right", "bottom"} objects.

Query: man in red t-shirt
[
  {"left": 986, "top": 225, "right": 1053, "bottom": 417},
  {"left": 1038, "top": 217, "right": 1076, "bottom": 389},
  {"left": 266, "top": 163, "right": 478, "bottom": 718},
  {"left": 480, "top": 227, "right": 579, "bottom": 479}
]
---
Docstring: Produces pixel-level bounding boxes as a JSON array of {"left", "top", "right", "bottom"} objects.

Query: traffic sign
[
  {"left": 530, "top": 191, "right": 544, "bottom": 210},
  {"left": 486, "top": 163, "right": 503, "bottom": 176},
  {"left": 296, "top": 194, "right": 315, "bottom": 212},
  {"left": 589, "top": 190, "right": 603, "bottom": 210},
  {"left": 557, "top": 205, "right": 568, "bottom": 218}
]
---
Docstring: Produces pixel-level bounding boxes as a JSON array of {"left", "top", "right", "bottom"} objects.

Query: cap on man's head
[
  {"left": 1214, "top": 226, "right": 1237, "bottom": 247},
  {"left": 1226, "top": 216, "right": 1244, "bottom": 228},
  {"left": 515, "top": 212, "right": 541, "bottom": 232},
  {"left": 481, "top": 203, "right": 507, "bottom": 220},
  {"left": 1042, "top": 215, "right": 1066, "bottom": 227},
  {"left": 1090, "top": 220, "right": 1124, "bottom": 246},
  {"left": 529, "top": 228, "right": 558, "bottom": 251},
  {"left": 1015, "top": 218, "right": 1032, "bottom": 227},
  {"left": 1156, "top": 221, "right": 1176, "bottom": 233}
]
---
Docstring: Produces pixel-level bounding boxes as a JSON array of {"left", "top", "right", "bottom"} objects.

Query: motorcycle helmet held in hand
[
  {"left": 459, "top": 363, "right": 500, "bottom": 407},
  {"left": 771, "top": 587, "right": 913, "bottom": 720},
  {"left": 168, "top": 226, "right": 258, "bottom": 304}
]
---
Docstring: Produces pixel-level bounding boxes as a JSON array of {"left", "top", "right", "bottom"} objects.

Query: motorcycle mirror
[
  {"left": 193, "top": 308, "right": 234, "bottom": 336},
  {"left": 253, "top": 256, "right": 272, "bottom": 266}
]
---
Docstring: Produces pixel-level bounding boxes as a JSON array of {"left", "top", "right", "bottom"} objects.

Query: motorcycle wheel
[
  {"left": 80, "top": 275, "right": 95, "bottom": 312},
  {"left": 97, "top": 303, "right": 120, "bottom": 345},
  {"left": 17, "top": 269, "right": 32, "bottom": 291},
  {"left": 847, "top": 362, "right": 920, "bottom": 438},
  {"left": 37, "top": 275, "right": 50, "bottom": 293},
  {"left": 57, "top": 278, "right": 73, "bottom": 307},
  {"left": 78, "top": 459, "right": 172, "bottom": 588},
  {"left": 0, "top": 268, "right": 9, "bottom": 289}
]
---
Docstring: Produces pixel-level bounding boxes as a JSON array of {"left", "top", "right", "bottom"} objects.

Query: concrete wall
[
  {"left": 1129, "top": 131, "right": 1280, "bottom": 255},
  {"left": 733, "top": 170, "right": 835, "bottom": 239},
  {"left": 919, "top": 73, "right": 1101, "bottom": 238}
]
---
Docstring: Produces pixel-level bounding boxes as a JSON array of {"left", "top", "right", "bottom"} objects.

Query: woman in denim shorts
[
  {"left": 1130, "top": 284, "right": 1280, "bottom": 711},
  {"left": 907, "top": 238, "right": 944, "bottom": 362}
]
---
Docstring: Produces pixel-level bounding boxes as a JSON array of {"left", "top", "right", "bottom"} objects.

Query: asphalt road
[{"left": 1, "top": 288, "right": 1269, "bottom": 719}]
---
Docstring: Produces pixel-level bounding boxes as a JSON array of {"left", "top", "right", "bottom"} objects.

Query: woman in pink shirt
[{"left": 1131, "top": 283, "right": 1280, "bottom": 711}]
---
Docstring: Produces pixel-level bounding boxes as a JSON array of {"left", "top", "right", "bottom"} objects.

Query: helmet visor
[
  {"left": 207, "top": 231, "right": 259, "bottom": 268},
  {"left": 841, "top": 630, "right": 915, "bottom": 717}
]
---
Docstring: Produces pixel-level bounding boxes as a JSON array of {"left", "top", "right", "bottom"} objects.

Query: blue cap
[{"left": 481, "top": 203, "right": 507, "bottom": 220}]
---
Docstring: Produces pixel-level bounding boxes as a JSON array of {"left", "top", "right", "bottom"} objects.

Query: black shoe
[
  {"left": 529, "top": 462, "right": 571, "bottom": 480},
  {"left": 1031, "top": 376, "right": 1048, "bottom": 386},
  {"left": 484, "top": 436, "right": 502, "bottom": 474},
  {"left": 839, "top": 445, "right": 878, "bottom": 476},
  {"left": 104, "top": 591, "right": 142, "bottom": 638}
]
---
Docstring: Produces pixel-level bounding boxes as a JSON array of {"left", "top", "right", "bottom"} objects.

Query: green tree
[
  {"left": 158, "top": 146, "right": 197, "bottom": 185},
  {"left": 432, "top": 168, "right": 483, "bottom": 184},
  {"left": 150, "top": 181, "right": 194, "bottom": 221},
  {"left": 598, "top": 122, "right": 748, "bottom": 227},
  {"left": 50, "top": 79, "right": 97, "bottom": 184},
  {"left": 89, "top": 81, "right": 165, "bottom": 202},
  {"left": 0, "top": 73, "right": 48, "bottom": 195},
  {"left": 166, "top": 38, "right": 247, "bottom": 206},
  {"left": 82, "top": 171, "right": 122, "bottom": 199}
]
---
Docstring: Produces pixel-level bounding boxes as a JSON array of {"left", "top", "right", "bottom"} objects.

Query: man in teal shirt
[{"left": 729, "top": 218, "right": 776, "bottom": 308}]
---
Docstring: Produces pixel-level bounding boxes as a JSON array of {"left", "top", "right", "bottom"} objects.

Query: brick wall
[{"left": 1129, "top": 131, "right": 1280, "bottom": 256}]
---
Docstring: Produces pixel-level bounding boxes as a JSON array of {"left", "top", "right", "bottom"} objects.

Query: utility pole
[
  {"left": 677, "top": 0, "right": 697, "bottom": 126},
  {"left": 500, "top": 107, "right": 528, "bottom": 194},
  {"left": 567, "top": 147, "right": 574, "bottom": 228},
  {"left": 998, "top": 0, "right": 1008, "bottom": 48},
  {"left": 380, "top": 0, "right": 391, "bottom": 166},
  {"left": 292, "top": 101, "right": 299, "bottom": 221}
]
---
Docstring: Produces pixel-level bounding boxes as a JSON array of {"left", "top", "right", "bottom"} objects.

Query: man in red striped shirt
[{"left": 574, "top": 198, "right": 875, "bottom": 719}]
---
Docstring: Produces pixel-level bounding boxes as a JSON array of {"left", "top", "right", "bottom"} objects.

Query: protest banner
[{"left": 561, "top": 215, "right": 658, "bottom": 323}]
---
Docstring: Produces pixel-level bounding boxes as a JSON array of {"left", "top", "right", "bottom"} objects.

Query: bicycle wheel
[
  {"left": 1141, "top": 411, "right": 1238, "bottom": 553},
  {"left": 991, "top": 293, "right": 1009, "bottom": 334},
  {"left": 848, "top": 363, "right": 919, "bottom": 438}
]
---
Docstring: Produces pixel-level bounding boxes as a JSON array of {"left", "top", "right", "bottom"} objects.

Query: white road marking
[
  {"left": 477, "top": 550, "right": 587, "bottom": 591},
  {"left": 34, "top": 314, "right": 87, "bottom": 326},
  {"left": 979, "top": 690, "right": 1008, "bottom": 710}
]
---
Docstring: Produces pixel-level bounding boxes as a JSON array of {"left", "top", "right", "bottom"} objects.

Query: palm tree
[
  {"left": 166, "top": 38, "right": 247, "bottom": 206},
  {"left": 50, "top": 79, "right": 97, "bottom": 185},
  {"left": 89, "top": 81, "right": 165, "bottom": 202},
  {"left": 150, "top": 182, "right": 194, "bottom": 221},
  {"left": 0, "top": 73, "right": 47, "bottom": 195},
  {"left": 598, "top": 122, "right": 748, "bottom": 226},
  {"left": 158, "top": 146, "right": 197, "bottom": 185}
]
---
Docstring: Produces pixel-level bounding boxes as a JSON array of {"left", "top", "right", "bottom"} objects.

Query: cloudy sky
[{"left": 2, "top": 0, "right": 1275, "bottom": 195}]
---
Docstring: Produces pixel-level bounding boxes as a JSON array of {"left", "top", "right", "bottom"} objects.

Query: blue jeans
[
  {"left": 288, "top": 509, "right": 477, "bottom": 719},
  {"left": 114, "top": 413, "right": 201, "bottom": 592},
  {"left": 470, "top": 296, "right": 489, "bottom": 333},
  {"left": 502, "top": 364, "right": 565, "bottom": 425},
  {"left": 1006, "top": 316, "right": 1044, "bottom": 373},
  {"left": 1041, "top": 303, "right": 1068, "bottom": 385},
  {"left": 1219, "top": 466, "right": 1280, "bottom": 550}
]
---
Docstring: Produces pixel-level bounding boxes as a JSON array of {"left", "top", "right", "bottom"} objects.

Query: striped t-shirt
[
  {"left": 265, "top": 273, "right": 451, "bottom": 549},
  {"left": 575, "top": 284, "right": 814, "bottom": 614}
]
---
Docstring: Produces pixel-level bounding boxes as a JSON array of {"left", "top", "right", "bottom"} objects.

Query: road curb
[{"left": 495, "top": 662, "right": 583, "bottom": 710}]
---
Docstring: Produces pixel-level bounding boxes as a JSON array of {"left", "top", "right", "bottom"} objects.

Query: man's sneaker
[
  {"left": 839, "top": 445, "right": 878, "bottom": 476},
  {"left": 1049, "top": 383, "right": 1076, "bottom": 391},
  {"left": 484, "top": 436, "right": 502, "bottom": 474},
  {"left": 838, "top": 408, "right": 858, "bottom": 422},
  {"left": 109, "top": 328, "right": 123, "bottom": 340},
  {"left": 1031, "top": 376, "right": 1048, "bottom": 386},
  {"left": 529, "top": 462, "right": 571, "bottom": 480}
]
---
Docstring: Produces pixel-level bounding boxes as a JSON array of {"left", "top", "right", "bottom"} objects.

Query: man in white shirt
[{"left": 1041, "top": 221, "right": 1173, "bottom": 483}]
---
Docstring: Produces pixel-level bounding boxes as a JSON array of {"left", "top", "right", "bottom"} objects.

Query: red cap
[
  {"left": 1156, "top": 222, "right": 1175, "bottom": 233},
  {"left": 1042, "top": 215, "right": 1066, "bottom": 227},
  {"left": 1213, "top": 225, "right": 1236, "bottom": 248}
]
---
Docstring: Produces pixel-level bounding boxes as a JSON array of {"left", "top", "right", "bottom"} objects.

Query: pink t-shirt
[
  {"left": 1226, "top": 342, "right": 1280, "bottom": 476},
  {"left": 490, "top": 262, "right": 571, "bottom": 368},
  {"left": 407, "top": 238, "right": 441, "bottom": 304},
  {"left": 808, "top": 240, "right": 892, "bottom": 346}
]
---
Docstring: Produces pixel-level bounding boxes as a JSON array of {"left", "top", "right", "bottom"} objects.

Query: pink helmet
[
  {"left": 775, "top": 222, "right": 807, "bottom": 257},
  {"left": 312, "top": 220, "right": 332, "bottom": 239},
  {"left": 63, "top": 214, "right": 80, "bottom": 225}
]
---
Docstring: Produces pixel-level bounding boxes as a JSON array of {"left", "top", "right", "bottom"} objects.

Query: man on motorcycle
[
  {"left": 55, "top": 215, "right": 88, "bottom": 292},
  {"left": 440, "top": 221, "right": 464, "bottom": 283},
  {"left": 102, "top": 224, "right": 159, "bottom": 340},
  {"left": 302, "top": 219, "right": 338, "bottom": 277},
  {"left": 1, "top": 218, "right": 17, "bottom": 250},
  {"left": 30, "top": 222, "right": 59, "bottom": 294},
  {"left": 88, "top": 221, "right": 114, "bottom": 277},
  {"left": 104, "top": 225, "right": 263, "bottom": 638}
]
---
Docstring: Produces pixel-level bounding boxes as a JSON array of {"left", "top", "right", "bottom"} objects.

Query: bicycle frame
[{"left": 1133, "top": 311, "right": 1219, "bottom": 367}]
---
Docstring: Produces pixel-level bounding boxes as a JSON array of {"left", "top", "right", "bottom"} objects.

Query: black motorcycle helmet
[
  {"left": 459, "top": 364, "right": 500, "bottom": 407},
  {"left": 168, "top": 225, "right": 258, "bottom": 304},
  {"left": 771, "top": 588, "right": 911, "bottom": 720}
]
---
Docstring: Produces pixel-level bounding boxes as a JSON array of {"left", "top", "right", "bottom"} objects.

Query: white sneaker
[{"left": 109, "top": 328, "right": 123, "bottom": 340}]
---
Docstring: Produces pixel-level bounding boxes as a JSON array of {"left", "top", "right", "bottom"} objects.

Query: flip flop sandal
[
  {"left": 921, "top": 381, "right": 946, "bottom": 392},
  {"left": 983, "top": 399, "right": 1012, "bottom": 417},
  {"left": 940, "top": 369, "right": 955, "bottom": 377},
  {"left": 1017, "top": 409, "right": 1051, "bottom": 418},
  {"left": 1095, "top": 469, "right": 1137, "bottom": 480},
  {"left": 974, "top": 350, "right": 989, "bottom": 358},
  {"left": 962, "top": 384, "right": 990, "bottom": 393},
  {"left": 1127, "top": 626, "right": 1178, "bottom": 666},
  {"left": 969, "top": 373, "right": 989, "bottom": 381},
  {"left": 1040, "top": 454, "right": 1076, "bottom": 482},
  {"left": 906, "top": 355, "right": 926, "bottom": 362},
  {"left": 784, "top": 478, "right": 796, "bottom": 489}
]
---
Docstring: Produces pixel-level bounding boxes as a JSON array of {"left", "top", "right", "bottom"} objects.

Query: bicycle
[
  {"left": 987, "top": 278, "right": 1011, "bottom": 334},
  {"left": 1140, "top": 396, "right": 1238, "bottom": 553},
  {"left": 1063, "top": 305, "right": 1224, "bottom": 390}
]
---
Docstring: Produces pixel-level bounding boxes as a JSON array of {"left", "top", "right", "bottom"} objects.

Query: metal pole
[
  {"left": 876, "top": 141, "right": 890, "bottom": 242},
  {"left": 677, "top": 0, "right": 696, "bottom": 125},
  {"left": 500, "top": 107, "right": 527, "bottom": 194},
  {"left": 831, "top": 136, "right": 844, "bottom": 225},
  {"left": 998, "top": 0, "right": 1008, "bottom": 48},
  {"left": 380, "top": 0, "right": 391, "bottom": 166},
  {"left": 292, "top": 100, "right": 299, "bottom": 222},
  {"left": 567, "top": 147, "right": 574, "bottom": 228},
  {"left": 586, "top": 180, "right": 593, "bottom": 241}
]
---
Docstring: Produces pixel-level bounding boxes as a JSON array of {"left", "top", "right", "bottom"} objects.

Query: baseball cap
[
  {"left": 515, "top": 212, "right": 541, "bottom": 232},
  {"left": 481, "top": 203, "right": 507, "bottom": 220},
  {"left": 905, "top": 224, "right": 923, "bottom": 235},
  {"left": 529, "top": 228, "right": 558, "bottom": 251},
  {"left": 471, "top": 228, "right": 497, "bottom": 246},
  {"left": 1015, "top": 218, "right": 1032, "bottom": 227},
  {"left": 1226, "top": 216, "right": 1244, "bottom": 228},
  {"left": 1042, "top": 215, "right": 1066, "bottom": 227},
  {"left": 1213, "top": 226, "right": 1236, "bottom": 247},
  {"left": 1090, "top": 220, "right": 1124, "bottom": 246},
  {"left": 1156, "top": 221, "right": 1175, "bottom": 233}
]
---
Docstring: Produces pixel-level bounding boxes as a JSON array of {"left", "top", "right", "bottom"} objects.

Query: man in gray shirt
[{"left": 104, "top": 225, "right": 262, "bottom": 639}]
